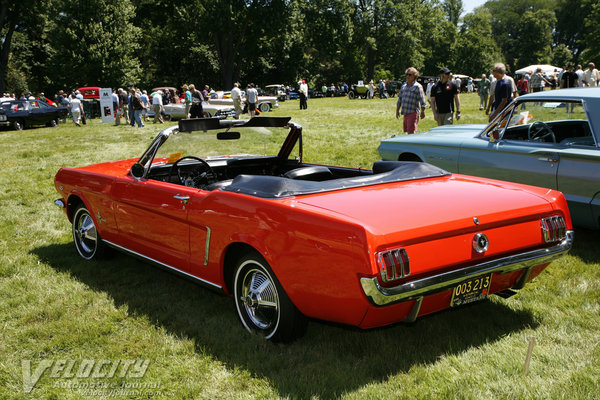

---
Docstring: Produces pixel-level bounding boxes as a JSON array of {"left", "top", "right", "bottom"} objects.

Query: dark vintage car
[
  {"left": 1, "top": 99, "right": 69, "bottom": 130},
  {"left": 54, "top": 116, "right": 572, "bottom": 342}
]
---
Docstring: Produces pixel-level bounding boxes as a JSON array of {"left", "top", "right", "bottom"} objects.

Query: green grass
[{"left": 1, "top": 94, "right": 599, "bottom": 399}]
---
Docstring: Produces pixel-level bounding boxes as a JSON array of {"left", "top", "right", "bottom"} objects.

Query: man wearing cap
[{"left": 431, "top": 67, "right": 461, "bottom": 126}]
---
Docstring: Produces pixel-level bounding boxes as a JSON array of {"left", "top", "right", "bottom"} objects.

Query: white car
[{"left": 147, "top": 102, "right": 236, "bottom": 120}]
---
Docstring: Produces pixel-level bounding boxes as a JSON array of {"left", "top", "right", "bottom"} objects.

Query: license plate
[{"left": 451, "top": 274, "right": 492, "bottom": 307}]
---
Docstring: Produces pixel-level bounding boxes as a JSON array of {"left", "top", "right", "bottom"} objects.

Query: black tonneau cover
[{"left": 223, "top": 161, "right": 450, "bottom": 198}]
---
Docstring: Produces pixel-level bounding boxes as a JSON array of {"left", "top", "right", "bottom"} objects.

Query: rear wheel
[
  {"left": 348, "top": 91, "right": 355, "bottom": 100},
  {"left": 48, "top": 119, "right": 58, "bottom": 127},
  {"left": 72, "top": 205, "right": 108, "bottom": 260},
  {"left": 233, "top": 252, "right": 307, "bottom": 342}
]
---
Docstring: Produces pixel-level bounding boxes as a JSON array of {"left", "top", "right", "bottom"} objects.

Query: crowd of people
[{"left": 394, "top": 61, "right": 599, "bottom": 134}]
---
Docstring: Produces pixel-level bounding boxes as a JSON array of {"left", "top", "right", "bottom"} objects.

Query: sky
[{"left": 462, "top": 0, "right": 487, "bottom": 16}]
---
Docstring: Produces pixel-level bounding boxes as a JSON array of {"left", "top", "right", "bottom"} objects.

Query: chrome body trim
[
  {"left": 204, "top": 227, "right": 211, "bottom": 266},
  {"left": 54, "top": 199, "right": 65, "bottom": 208},
  {"left": 102, "top": 239, "right": 223, "bottom": 290},
  {"left": 361, "top": 231, "right": 573, "bottom": 307}
]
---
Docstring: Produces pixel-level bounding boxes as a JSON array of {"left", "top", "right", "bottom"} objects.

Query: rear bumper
[{"left": 360, "top": 231, "right": 573, "bottom": 307}]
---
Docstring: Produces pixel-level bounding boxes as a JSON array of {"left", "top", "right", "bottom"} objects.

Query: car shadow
[
  {"left": 569, "top": 228, "right": 600, "bottom": 264},
  {"left": 33, "top": 243, "right": 539, "bottom": 399}
]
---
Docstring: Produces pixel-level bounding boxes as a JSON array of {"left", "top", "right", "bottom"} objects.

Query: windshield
[{"left": 152, "top": 125, "right": 299, "bottom": 165}]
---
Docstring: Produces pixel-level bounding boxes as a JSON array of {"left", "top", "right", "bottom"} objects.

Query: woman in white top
[{"left": 69, "top": 94, "right": 83, "bottom": 126}]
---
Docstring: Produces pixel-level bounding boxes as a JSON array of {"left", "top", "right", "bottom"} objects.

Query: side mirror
[
  {"left": 217, "top": 131, "right": 241, "bottom": 140},
  {"left": 130, "top": 162, "right": 145, "bottom": 179}
]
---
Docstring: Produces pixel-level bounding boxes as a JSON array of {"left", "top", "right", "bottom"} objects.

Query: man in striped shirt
[{"left": 395, "top": 67, "right": 427, "bottom": 134}]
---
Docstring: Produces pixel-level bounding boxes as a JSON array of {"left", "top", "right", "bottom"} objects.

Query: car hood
[
  {"left": 295, "top": 174, "right": 556, "bottom": 239},
  {"left": 382, "top": 124, "right": 486, "bottom": 142}
]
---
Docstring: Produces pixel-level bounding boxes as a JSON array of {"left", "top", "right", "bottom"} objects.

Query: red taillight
[
  {"left": 541, "top": 216, "right": 566, "bottom": 243},
  {"left": 377, "top": 248, "right": 410, "bottom": 283}
]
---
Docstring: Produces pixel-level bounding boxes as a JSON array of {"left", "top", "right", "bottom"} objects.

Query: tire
[
  {"left": 12, "top": 119, "right": 24, "bottom": 131},
  {"left": 348, "top": 91, "right": 355, "bottom": 100},
  {"left": 72, "top": 205, "right": 108, "bottom": 260},
  {"left": 259, "top": 102, "right": 271, "bottom": 113},
  {"left": 233, "top": 252, "right": 307, "bottom": 342},
  {"left": 164, "top": 114, "right": 172, "bottom": 121},
  {"left": 48, "top": 119, "right": 58, "bottom": 127}
]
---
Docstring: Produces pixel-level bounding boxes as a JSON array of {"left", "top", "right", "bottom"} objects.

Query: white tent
[{"left": 515, "top": 64, "right": 562, "bottom": 75}]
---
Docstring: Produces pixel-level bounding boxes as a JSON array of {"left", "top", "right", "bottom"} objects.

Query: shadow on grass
[
  {"left": 569, "top": 228, "right": 600, "bottom": 264},
  {"left": 33, "top": 243, "right": 538, "bottom": 399}
]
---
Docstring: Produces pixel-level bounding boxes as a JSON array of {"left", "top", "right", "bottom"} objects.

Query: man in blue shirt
[{"left": 488, "top": 63, "right": 512, "bottom": 122}]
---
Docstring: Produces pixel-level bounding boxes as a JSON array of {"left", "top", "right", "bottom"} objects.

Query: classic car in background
[
  {"left": 147, "top": 102, "right": 236, "bottom": 120},
  {"left": 76, "top": 87, "right": 101, "bottom": 99},
  {"left": 379, "top": 88, "right": 600, "bottom": 229},
  {"left": 1, "top": 99, "right": 69, "bottom": 130},
  {"left": 347, "top": 83, "right": 370, "bottom": 99},
  {"left": 209, "top": 94, "right": 279, "bottom": 113},
  {"left": 55, "top": 116, "right": 572, "bottom": 342},
  {"left": 264, "top": 84, "right": 288, "bottom": 101}
]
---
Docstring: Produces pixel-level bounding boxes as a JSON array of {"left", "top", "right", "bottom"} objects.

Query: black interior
[
  {"left": 503, "top": 119, "right": 594, "bottom": 145},
  {"left": 148, "top": 158, "right": 450, "bottom": 198}
]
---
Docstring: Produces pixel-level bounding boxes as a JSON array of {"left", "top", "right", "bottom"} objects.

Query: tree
[
  {"left": 513, "top": 9, "right": 555, "bottom": 68},
  {"left": 442, "top": 0, "right": 463, "bottom": 26},
  {"left": 45, "top": 0, "right": 142, "bottom": 91},
  {"left": 454, "top": 9, "right": 501, "bottom": 77},
  {"left": 581, "top": 0, "right": 600, "bottom": 65},
  {"left": 551, "top": 44, "right": 573, "bottom": 68}
]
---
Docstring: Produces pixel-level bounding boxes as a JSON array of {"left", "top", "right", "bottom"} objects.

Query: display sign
[{"left": 99, "top": 88, "right": 114, "bottom": 123}]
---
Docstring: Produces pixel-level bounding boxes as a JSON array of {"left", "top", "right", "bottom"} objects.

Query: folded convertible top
[{"left": 178, "top": 116, "right": 292, "bottom": 132}]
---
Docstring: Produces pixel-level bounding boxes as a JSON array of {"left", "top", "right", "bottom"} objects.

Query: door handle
[
  {"left": 537, "top": 156, "right": 559, "bottom": 163},
  {"left": 173, "top": 195, "right": 190, "bottom": 204}
]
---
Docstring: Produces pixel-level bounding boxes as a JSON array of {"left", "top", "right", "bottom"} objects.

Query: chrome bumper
[{"left": 361, "top": 231, "right": 574, "bottom": 307}]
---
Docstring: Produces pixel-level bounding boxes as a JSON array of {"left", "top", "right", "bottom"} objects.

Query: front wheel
[
  {"left": 259, "top": 102, "right": 271, "bottom": 113},
  {"left": 12, "top": 119, "right": 24, "bottom": 130},
  {"left": 72, "top": 205, "right": 108, "bottom": 260},
  {"left": 233, "top": 252, "right": 307, "bottom": 342}
]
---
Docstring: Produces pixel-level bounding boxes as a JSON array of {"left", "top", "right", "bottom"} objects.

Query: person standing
[
  {"left": 298, "top": 80, "right": 308, "bottom": 110},
  {"left": 69, "top": 94, "right": 83, "bottom": 126},
  {"left": 246, "top": 83, "right": 259, "bottom": 116},
  {"left": 115, "top": 88, "right": 129, "bottom": 125},
  {"left": 152, "top": 90, "right": 164, "bottom": 124},
  {"left": 131, "top": 89, "right": 145, "bottom": 128},
  {"left": 189, "top": 84, "right": 204, "bottom": 118},
  {"left": 111, "top": 90, "right": 119, "bottom": 120},
  {"left": 517, "top": 75, "right": 528, "bottom": 96},
  {"left": 395, "top": 67, "right": 426, "bottom": 134},
  {"left": 529, "top": 68, "right": 550, "bottom": 92},
  {"left": 182, "top": 84, "right": 192, "bottom": 118},
  {"left": 561, "top": 65, "right": 579, "bottom": 88},
  {"left": 140, "top": 90, "right": 149, "bottom": 121},
  {"left": 231, "top": 83, "right": 243, "bottom": 119},
  {"left": 582, "top": 62, "right": 600, "bottom": 87},
  {"left": 431, "top": 67, "right": 461, "bottom": 126},
  {"left": 488, "top": 63, "right": 512, "bottom": 122},
  {"left": 368, "top": 80, "right": 374, "bottom": 99},
  {"left": 575, "top": 65, "right": 584, "bottom": 87},
  {"left": 478, "top": 74, "right": 491, "bottom": 111}
]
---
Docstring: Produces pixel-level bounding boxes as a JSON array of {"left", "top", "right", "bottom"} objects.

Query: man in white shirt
[
  {"left": 231, "top": 83, "right": 242, "bottom": 119},
  {"left": 69, "top": 94, "right": 83, "bottom": 126},
  {"left": 246, "top": 83, "right": 258, "bottom": 117},
  {"left": 575, "top": 65, "right": 584, "bottom": 87},
  {"left": 152, "top": 90, "right": 164, "bottom": 124},
  {"left": 299, "top": 80, "right": 308, "bottom": 109},
  {"left": 582, "top": 63, "right": 600, "bottom": 87}
]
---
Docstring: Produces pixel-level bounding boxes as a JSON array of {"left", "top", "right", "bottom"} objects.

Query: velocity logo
[{"left": 21, "top": 359, "right": 150, "bottom": 393}]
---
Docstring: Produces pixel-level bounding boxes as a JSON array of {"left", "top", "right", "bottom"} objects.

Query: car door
[
  {"left": 112, "top": 177, "right": 198, "bottom": 272},
  {"left": 458, "top": 138, "right": 559, "bottom": 190}
]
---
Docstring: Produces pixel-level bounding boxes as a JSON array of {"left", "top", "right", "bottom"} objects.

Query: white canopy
[{"left": 515, "top": 64, "right": 562, "bottom": 75}]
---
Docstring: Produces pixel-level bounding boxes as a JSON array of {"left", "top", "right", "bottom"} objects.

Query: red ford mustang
[{"left": 54, "top": 117, "right": 573, "bottom": 342}]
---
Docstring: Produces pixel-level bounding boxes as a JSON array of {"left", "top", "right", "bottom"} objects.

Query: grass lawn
[{"left": 1, "top": 94, "right": 599, "bottom": 399}]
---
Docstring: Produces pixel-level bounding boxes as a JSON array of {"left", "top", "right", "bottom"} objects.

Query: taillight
[
  {"left": 541, "top": 216, "right": 567, "bottom": 243},
  {"left": 377, "top": 248, "right": 410, "bottom": 283}
]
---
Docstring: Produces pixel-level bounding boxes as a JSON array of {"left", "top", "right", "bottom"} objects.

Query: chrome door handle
[{"left": 173, "top": 195, "right": 190, "bottom": 204}]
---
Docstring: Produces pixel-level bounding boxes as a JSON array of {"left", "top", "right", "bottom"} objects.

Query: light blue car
[{"left": 379, "top": 88, "right": 600, "bottom": 229}]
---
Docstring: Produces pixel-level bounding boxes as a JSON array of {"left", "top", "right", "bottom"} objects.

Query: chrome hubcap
[
  {"left": 76, "top": 213, "right": 97, "bottom": 254},
  {"left": 240, "top": 268, "right": 278, "bottom": 329}
]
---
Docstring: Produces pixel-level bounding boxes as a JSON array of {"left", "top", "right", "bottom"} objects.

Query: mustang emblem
[{"left": 472, "top": 233, "right": 489, "bottom": 253}]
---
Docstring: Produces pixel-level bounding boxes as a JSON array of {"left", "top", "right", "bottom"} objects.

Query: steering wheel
[
  {"left": 171, "top": 156, "right": 215, "bottom": 188},
  {"left": 528, "top": 121, "right": 556, "bottom": 143}
]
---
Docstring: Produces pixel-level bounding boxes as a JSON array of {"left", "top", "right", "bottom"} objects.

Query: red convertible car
[{"left": 54, "top": 117, "right": 573, "bottom": 342}]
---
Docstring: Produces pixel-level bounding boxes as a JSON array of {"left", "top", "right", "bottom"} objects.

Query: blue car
[{"left": 379, "top": 88, "right": 600, "bottom": 229}]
